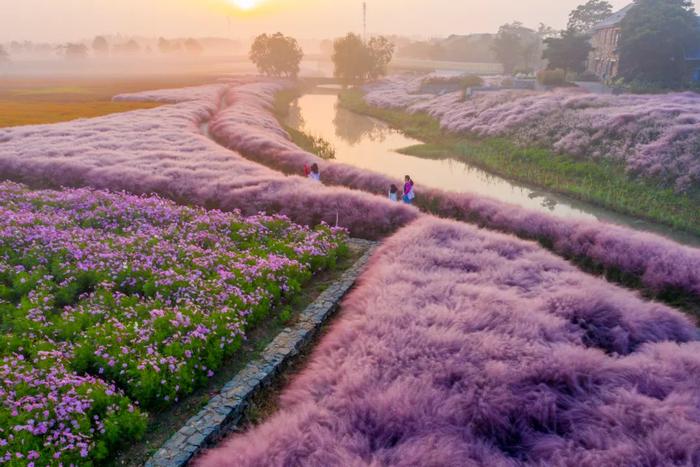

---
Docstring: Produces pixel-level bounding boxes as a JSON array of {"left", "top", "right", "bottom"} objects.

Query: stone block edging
[{"left": 146, "top": 238, "right": 378, "bottom": 467}]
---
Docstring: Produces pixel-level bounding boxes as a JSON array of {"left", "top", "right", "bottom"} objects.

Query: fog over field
[{"left": 0, "top": 0, "right": 683, "bottom": 42}]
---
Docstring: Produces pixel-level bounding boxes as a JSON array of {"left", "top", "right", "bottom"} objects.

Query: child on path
[
  {"left": 389, "top": 184, "right": 399, "bottom": 202},
  {"left": 308, "top": 163, "right": 321, "bottom": 182}
]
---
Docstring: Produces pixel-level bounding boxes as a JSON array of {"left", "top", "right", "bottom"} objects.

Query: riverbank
[{"left": 338, "top": 88, "right": 700, "bottom": 237}]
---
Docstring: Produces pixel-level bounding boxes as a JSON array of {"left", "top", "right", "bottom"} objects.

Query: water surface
[{"left": 285, "top": 92, "right": 700, "bottom": 247}]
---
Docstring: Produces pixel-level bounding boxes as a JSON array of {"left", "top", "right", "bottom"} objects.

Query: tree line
[{"left": 249, "top": 32, "right": 395, "bottom": 83}]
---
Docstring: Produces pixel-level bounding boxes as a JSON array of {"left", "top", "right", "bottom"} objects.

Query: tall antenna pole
[{"left": 363, "top": 2, "right": 367, "bottom": 43}]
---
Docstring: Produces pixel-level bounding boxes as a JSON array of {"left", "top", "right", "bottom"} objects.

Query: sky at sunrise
[{"left": 2, "top": 0, "right": 699, "bottom": 42}]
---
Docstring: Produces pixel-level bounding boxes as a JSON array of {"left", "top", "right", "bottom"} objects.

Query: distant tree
[
  {"left": 184, "top": 38, "right": 204, "bottom": 55},
  {"left": 536, "top": 23, "right": 559, "bottom": 40},
  {"left": 249, "top": 33, "right": 303, "bottom": 78},
  {"left": 64, "top": 43, "right": 88, "bottom": 60},
  {"left": 120, "top": 39, "right": 141, "bottom": 55},
  {"left": 158, "top": 37, "right": 171, "bottom": 54},
  {"left": 332, "top": 33, "right": 395, "bottom": 84},
  {"left": 0, "top": 45, "right": 9, "bottom": 63},
  {"left": 492, "top": 22, "right": 542, "bottom": 74},
  {"left": 332, "top": 34, "right": 369, "bottom": 83},
  {"left": 543, "top": 30, "right": 593, "bottom": 74},
  {"left": 619, "top": 0, "right": 700, "bottom": 86},
  {"left": 92, "top": 36, "right": 109, "bottom": 56},
  {"left": 567, "top": 0, "right": 613, "bottom": 33},
  {"left": 367, "top": 36, "right": 395, "bottom": 79}
]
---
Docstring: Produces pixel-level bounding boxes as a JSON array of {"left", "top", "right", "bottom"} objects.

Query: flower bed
[
  {"left": 364, "top": 75, "right": 700, "bottom": 193},
  {"left": 0, "top": 182, "right": 347, "bottom": 463},
  {"left": 197, "top": 217, "right": 700, "bottom": 466}
]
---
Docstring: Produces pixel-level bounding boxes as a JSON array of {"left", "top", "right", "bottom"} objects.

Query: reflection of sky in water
[
  {"left": 286, "top": 92, "right": 700, "bottom": 247},
  {"left": 287, "top": 93, "right": 597, "bottom": 220}
]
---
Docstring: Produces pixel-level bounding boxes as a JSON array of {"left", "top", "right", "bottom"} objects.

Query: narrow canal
[{"left": 285, "top": 89, "right": 700, "bottom": 247}]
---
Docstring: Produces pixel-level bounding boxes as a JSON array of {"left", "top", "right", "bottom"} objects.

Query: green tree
[
  {"left": 492, "top": 22, "right": 542, "bottom": 74},
  {"left": 249, "top": 33, "right": 303, "bottom": 78},
  {"left": 567, "top": 0, "right": 613, "bottom": 33},
  {"left": 0, "top": 45, "right": 9, "bottom": 63},
  {"left": 332, "top": 33, "right": 395, "bottom": 84},
  {"left": 367, "top": 36, "right": 395, "bottom": 79},
  {"left": 543, "top": 30, "right": 593, "bottom": 74},
  {"left": 619, "top": 0, "right": 700, "bottom": 86}
]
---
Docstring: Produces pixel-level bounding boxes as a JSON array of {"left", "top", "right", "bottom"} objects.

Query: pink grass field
[
  {"left": 364, "top": 75, "right": 700, "bottom": 193},
  {"left": 0, "top": 78, "right": 699, "bottom": 466},
  {"left": 197, "top": 217, "right": 700, "bottom": 466},
  {"left": 0, "top": 82, "right": 418, "bottom": 240},
  {"left": 208, "top": 80, "right": 700, "bottom": 303}
]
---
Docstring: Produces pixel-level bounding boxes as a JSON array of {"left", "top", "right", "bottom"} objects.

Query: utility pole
[{"left": 363, "top": 2, "right": 367, "bottom": 43}]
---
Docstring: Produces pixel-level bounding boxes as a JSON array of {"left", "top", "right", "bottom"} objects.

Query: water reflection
[{"left": 285, "top": 91, "right": 700, "bottom": 246}]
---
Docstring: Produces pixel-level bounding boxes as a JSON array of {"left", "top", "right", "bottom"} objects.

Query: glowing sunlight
[{"left": 228, "top": 0, "right": 262, "bottom": 10}]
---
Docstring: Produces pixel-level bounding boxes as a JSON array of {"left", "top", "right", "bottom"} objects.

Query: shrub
[{"left": 537, "top": 68, "right": 568, "bottom": 86}]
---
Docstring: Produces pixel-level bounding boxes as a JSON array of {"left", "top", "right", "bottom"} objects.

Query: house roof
[{"left": 591, "top": 4, "right": 635, "bottom": 31}]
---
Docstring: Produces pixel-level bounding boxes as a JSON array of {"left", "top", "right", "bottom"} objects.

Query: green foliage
[
  {"left": 332, "top": 34, "right": 395, "bottom": 84},
  {"left": 543, "top": 30, "right": 593, "bottom": 73},
  {"left": 619, "top": 0, "right": 700, "bottom": 87},
  {"left": 567, "top": 0, "right": 614, "bottom": 33},
  {"left": 249, "top": 33, "right": 304, "bottom": 78},
  {"left": 288, "top": 128, "right": 336, "bottom": 160},
  {"left": 537, "top": 68, "right": 568, "bottom": 86},
  {"left": 278, "top": 307, "right": 293, "bottom": 324}
]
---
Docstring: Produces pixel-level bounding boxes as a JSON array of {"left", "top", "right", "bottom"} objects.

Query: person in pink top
[{"left": 402, "top": 175, "right": 415, "bottom": 204}]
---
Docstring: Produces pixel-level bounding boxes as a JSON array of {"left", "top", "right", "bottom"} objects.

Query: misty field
[
  {"left": 0, "top": 77, "right": 216, "bottom": 128},
  {"left": 0, "top": 78, "right": 699, "bottom": 465}
]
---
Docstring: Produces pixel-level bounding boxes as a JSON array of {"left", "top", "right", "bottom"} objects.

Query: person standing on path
[{"left": 403, "top": 175, "right": 415, "bottom": 204}]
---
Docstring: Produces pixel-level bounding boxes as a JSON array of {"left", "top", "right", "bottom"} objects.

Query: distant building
[
  {"left": 586, "top": 5, "right": 633, "bottom": 81},
  {"left": 587, "top": 4, "right": 700, "bottom": 83}
]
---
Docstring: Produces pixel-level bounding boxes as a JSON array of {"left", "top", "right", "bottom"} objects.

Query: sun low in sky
[{"left": 228, "top": 0, "right": 263, "bottom": 11}]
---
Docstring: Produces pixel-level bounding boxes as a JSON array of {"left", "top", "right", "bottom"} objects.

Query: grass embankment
[
  {"left": 339, "top": 88, "right": 700, "bottom": 237},
  {"left": 273, "top": 88, "right": 336, "bottom": 160},
  {"left": 0, "top": 76, "right": 214, "bottom": 127}
]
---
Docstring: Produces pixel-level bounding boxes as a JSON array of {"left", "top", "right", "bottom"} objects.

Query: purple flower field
[
  {"left": 364, "top": 75, "right": 700, "bottom": 192},
  {"left": 0, "top": 181, "right": 346, "bottom": 463},
  {"left": 209, "top": 81, "right": 700, "bottom": 305},
  {"left": 198, "top": 217, "right": 700, "bottom": 467}
]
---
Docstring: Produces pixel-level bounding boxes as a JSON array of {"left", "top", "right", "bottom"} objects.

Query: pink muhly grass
[
  {"left": 208, "top": 80, "right": 700, "bottom": 303},
  {"left": 197, "top": 217, "right": 700, "bottom": 466},
  {"left": 0, "top": 83, "right": 418, "bottom": 240}
]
